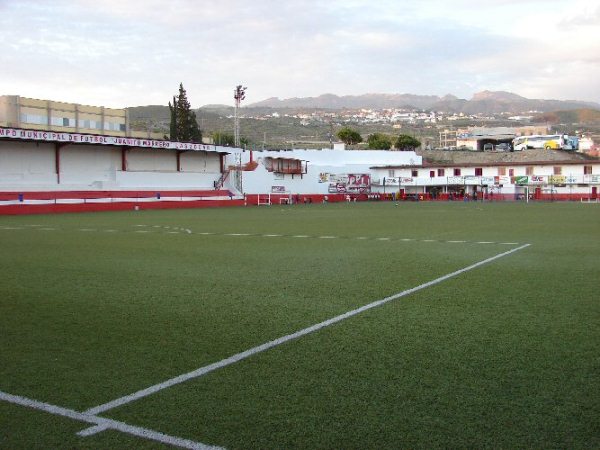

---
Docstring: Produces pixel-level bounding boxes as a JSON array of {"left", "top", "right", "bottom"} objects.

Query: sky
[{"left": 1, "top": 0, "right": 599, "bottom": 108}]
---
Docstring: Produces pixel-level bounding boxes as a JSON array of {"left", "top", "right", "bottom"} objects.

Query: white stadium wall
[
  {"left": 59, "top": 145, "right": 120, "bottom": 186},
  {"left": 234, "top": 149, "right": 422, "bottom": 195},
  {"left": 126, "top": 149, "right": 177, "bottom": 172},
  {"left": 0, "top": 139, "right": 225, "bottom": 191},
  {"left": 0, "top": 141, "right": 57, "bottom": 186},
  {"left": 180, "top": 151, "right": 221, "bottom": 173},
  {"left": 115, "top": 171, "right": 217, "bottom": 189}
]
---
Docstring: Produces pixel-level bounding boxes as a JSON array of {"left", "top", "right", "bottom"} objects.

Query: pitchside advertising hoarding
[
  {"left": 322, "top": 174, "right": 371, "bottom": 193},
  {"left": 0, "top": 127, "right": 215, "bottom": 151},
  {"left": 379, "top": 176, "right": 507, "bottom": 187},
  {"left": 512, "top": 175, "right": 598, "bottom": 185}
]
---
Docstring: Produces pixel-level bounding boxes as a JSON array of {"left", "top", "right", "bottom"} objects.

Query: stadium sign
[
  {"left": 529, "top": 175, "right": 547, "bottom": 184},
  {"left": 584, "top": 174, "right": 600, "bottom": 184},
  {"left": 464, "top": 176, "right": 481, "bottom": 185},
  {"left": 447, "top": 176, "right": 464, "bottom": 185},
  {"left": 481, "top": 176, "right": 495, "bottom": 185},
  {"left": 0, "top": 127, "right": 217, "bottom": 152},
  {"left": 514, "top": 176, "right": 528, "bottom": 185}
]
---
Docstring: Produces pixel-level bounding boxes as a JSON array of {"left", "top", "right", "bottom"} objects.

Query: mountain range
[{"left": 246, "top": 91, "right": 600, "bottom": 115}]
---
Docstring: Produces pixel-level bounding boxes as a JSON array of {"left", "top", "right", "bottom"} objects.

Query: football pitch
[{"left": 1, "top": 202, "right": 598, "bottom": 449}]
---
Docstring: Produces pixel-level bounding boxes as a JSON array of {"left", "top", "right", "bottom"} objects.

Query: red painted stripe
[
  {"left": 0, "top": 200, "right": 244, "bottom": 215},
  {"left": 0, "top": 190, "right": 232, "bottom": 201}
]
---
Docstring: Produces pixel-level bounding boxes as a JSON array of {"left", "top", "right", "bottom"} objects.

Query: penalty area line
[
  {"left": 0, "top": 390, "right": 222, "bottom": 450},
  {"left": 81, "top": 243, "right": 531, "bottom": 426}
]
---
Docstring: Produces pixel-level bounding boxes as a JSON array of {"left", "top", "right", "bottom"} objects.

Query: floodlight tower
[{"left": 234, "top": 85, "right": 247, "bottom": 147}]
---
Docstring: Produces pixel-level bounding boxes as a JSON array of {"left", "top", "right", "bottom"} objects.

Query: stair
[{"left": 214, "top": 170, "right": 230, "bottom": 190}]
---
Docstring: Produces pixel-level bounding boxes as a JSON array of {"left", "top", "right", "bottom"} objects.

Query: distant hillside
[
  {"left": 532, "top": 108, "right": 600, "bottom": 125},
  {"left": 251, "top": 93, "right": 441, "bottom": 110},
  {"left": 127, "top": 105, "right": 170, "bottom": 121},
  {"left": 248, "top": 91, "right": 600, "bottom": 115}
]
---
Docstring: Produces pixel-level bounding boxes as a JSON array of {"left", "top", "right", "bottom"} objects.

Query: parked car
[{"left": 495, "top": 142, "right": 512, "bottom": 152}]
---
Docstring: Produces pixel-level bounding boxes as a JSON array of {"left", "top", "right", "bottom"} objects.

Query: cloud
[{"left": 0, "top": 0, "right": 598, "bottom": 106}]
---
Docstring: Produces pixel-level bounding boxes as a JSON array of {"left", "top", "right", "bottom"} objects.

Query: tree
[
  {"left": 168, "top": 83, "right": 202, "bottom": 143},
  {"left": 395, "top": 134, "right": 421, "bottom": 151},
  {"left": 367, "top": 133, "right": 393, "bottom": 150},
  {"left": 337, "top": 127, "right": 362, "bottom": 145},
  {"left": 212, "top": 131, "right": 235, "bottom": 146}
]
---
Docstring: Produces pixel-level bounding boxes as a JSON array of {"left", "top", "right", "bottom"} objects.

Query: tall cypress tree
[
  {"left": 168, "top": 96, "right": 177, "bottom": 141},
  {"left": 169, "top": 83, "right": 202, "bottom": 143}
]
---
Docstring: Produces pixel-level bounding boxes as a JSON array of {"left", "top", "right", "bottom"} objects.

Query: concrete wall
[
  {"left": 127, "top": 148, "right": 177, "bottom": 171},
  {"left": 60, "top": 144, "right": 120, "bottom": 186},
  {"left": 232, "top": 148, "right": 422, "bottom": 195},
  {"left": 180, "top": 151, "right": 221, "bottom": 173},
  {"left": 0, "top": 140, "right": 223, "bottom": 191},
  {"left": 0, "top": 141, "right": 56, "bottom": 186}
]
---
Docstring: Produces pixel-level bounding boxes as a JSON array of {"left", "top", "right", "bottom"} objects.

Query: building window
[
  {"left": 79, "top": 119, "right": 102, "bottom": 130},
  {"left": 411, "top": 170, "right": 418, "bottom": 177},
  {"left": 498, "top": 167, "right": 506, "bottom": 176},
  {"left": 453, "top": 168, "right": 461, "bottom": 176},
  {"left": 104, "top": 122, "right": 126, "bottom": 132},
  {"left": 554, "top": 166, "right": 562, "bottom": 175},
  {"left": 437, "top": 168, "right": 445, "bottom": 176},
  {"left": 51, "top": 116, "right": 76, "bottom": 127},
  {"left": 20, "top": 113, "right": 47, "bottom": 125},
  {"left": 388, "top": 169, "right": 395, "bottom": 177},
  {"left": 509, "top": 168, "right": 514, "bottom": 176},
  {"left": 526, "top": 166, "right": 534, "bottom": 175},
  {"left": 475, "top": 167, "right": 483, "bottom": 176},
  {"left": 584, "top": 165, "right": 592, "bottom": 175}
]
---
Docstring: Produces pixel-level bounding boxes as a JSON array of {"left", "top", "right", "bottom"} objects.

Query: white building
[{"left": 370, "top": 160, "right": 600, "bottom": 201}]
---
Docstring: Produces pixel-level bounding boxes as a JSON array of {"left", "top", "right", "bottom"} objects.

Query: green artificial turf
[{"left": 0, "top": 202, "right": 598, "bottom": 449}]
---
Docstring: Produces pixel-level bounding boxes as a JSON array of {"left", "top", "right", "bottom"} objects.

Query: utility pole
[
  {"left": 329, "top": 121, "right": 334, "bottom": 149},
  {"left": 234, "top": 85, "right": 246, "bottom": 148}
]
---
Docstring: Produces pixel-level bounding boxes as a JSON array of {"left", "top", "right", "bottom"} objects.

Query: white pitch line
[
  {"left": 0, "top": 390, "right": 222, "bottom": 450},
  {"left": 121, "top": 227, "right": 524, "bottom": 248},
  {"left": 82, "top": 243, "right": 530, "bottom": 419},
  {"left": 77, "top": 424, "right": 109, "bottom": 436}
]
